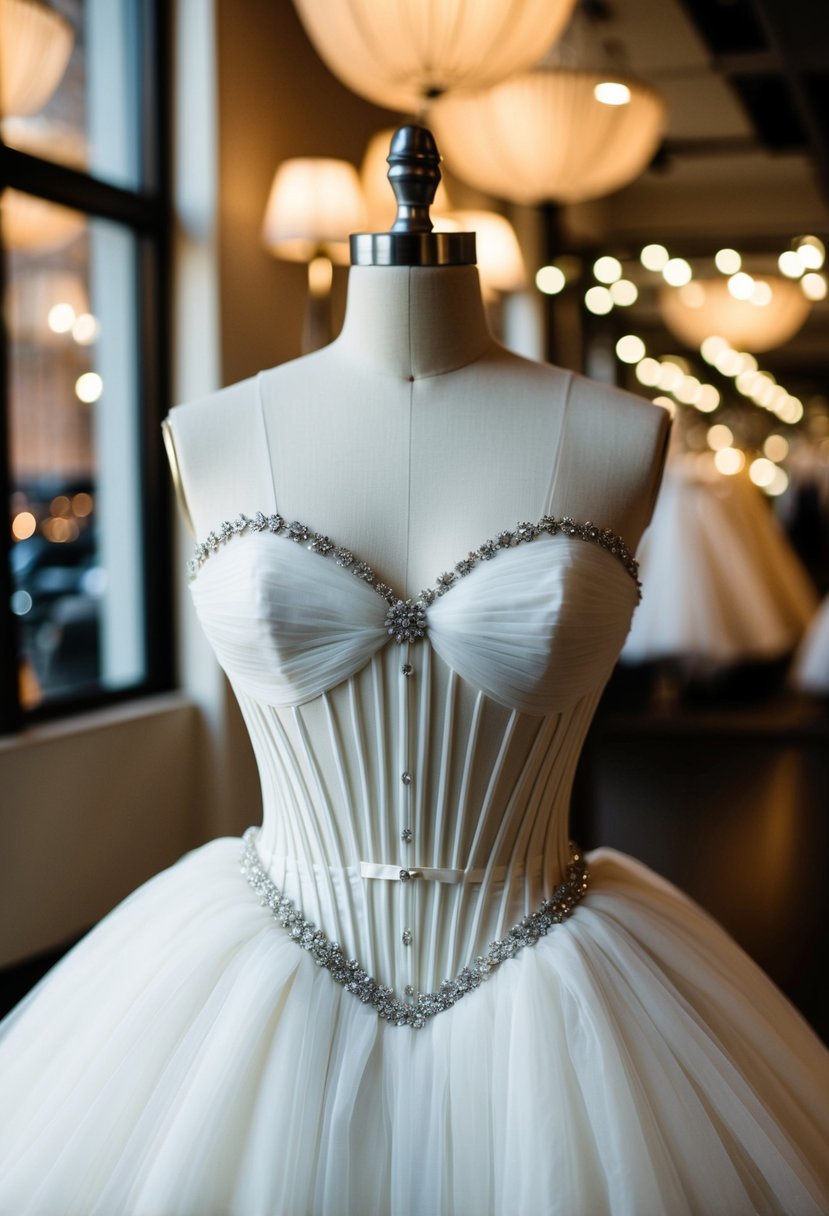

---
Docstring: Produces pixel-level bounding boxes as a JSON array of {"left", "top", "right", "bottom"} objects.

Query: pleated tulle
[
  {"left": 190, "top": 531, "right": 637, "bottom": 714},
  {"left": 1, "top": 838, "right": 826, "bottom": 1216}
]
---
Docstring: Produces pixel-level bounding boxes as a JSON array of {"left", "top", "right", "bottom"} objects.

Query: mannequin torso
[{"left": 166, "top": 266, "right": 670, "bottom": 585}]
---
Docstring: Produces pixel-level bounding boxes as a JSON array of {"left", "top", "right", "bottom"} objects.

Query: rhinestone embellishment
[
  {"left": 188, "top": 511, "right": 641, "bottom": 600},
  {"left": 384, "top": 599, "right": 427, "bottom": 644},
  {"left": 240, "top": 827, "right": 588, "bottom": 1029}
]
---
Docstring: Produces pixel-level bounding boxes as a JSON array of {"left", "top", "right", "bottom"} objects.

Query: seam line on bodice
[
  {"left": 542, "top": 369, "right": 575, "bottom": 517},
  {"left": 256, "top": 370, "right": 279, "bottom": 515}
]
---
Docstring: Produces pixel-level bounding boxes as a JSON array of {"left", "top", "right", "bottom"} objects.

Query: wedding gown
[
  {"left": 1, "top": 419, "right": 828, "bottom": 1215},
  {"left": 623, "top": 454, "right": 817, "bottom": 667}
]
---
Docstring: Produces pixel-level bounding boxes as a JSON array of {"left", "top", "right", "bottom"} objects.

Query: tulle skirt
[{"left": 0, "top": 837, "right": 827, "bottom": 1216}]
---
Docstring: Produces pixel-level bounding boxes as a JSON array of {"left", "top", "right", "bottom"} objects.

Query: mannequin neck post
[{"left": 334, "top": 265, "right": 494, "bottom": 380}]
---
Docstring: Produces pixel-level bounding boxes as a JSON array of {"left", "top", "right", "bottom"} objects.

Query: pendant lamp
[
  {"left": 431, "top": 67, "right": 666, "bottom": 205},
  {"left": 660, "top": 278, "right": 811, "bottom": 353},
  {"left": 0, "top": 0, "right": 74, "bottom": 118},
  {"left": 433, "top": 210, "right": 525, "bottom": 298},
  {"left": 291, "top": 0, "right": 577, "bottom": 113}
]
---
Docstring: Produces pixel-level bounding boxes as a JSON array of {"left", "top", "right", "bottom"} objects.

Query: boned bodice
[{"left": 189, "top": 512, "right": 638, "bottom": 998}]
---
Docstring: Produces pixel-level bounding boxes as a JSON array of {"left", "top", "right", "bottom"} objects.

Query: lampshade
[
  {"left": 433, "top": 210, "right": 525, "bottom": 297},
  {"left": 0, "top": 0, "right": 74, "bottom": 118},
  {"left": 660, "top": 278, "right": 811, "bottom": 353},
  {"left": 262, "top": 158, "right": 366, "bottom": 265},
  {"left": 291, "top": 0, "right": 577, "bottom": 112},
  {"left": 432, "top": 68, "right": 666, "bottom": 205},
  {"left": 360, "top": 128, "right": 451, "bottom": 231}
]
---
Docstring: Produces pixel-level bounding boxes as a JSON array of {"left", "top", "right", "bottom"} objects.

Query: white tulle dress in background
[
  {"left": 623, "top": 454, "right": 817, "bottom": 668},
  {"left": 793, "top": 594, "right": 829, "bottom": 694},
  {"left": 1, "top": 484, "right": 827, "bottom": 1215}
]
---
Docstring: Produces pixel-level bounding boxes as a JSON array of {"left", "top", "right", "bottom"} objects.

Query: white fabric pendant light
[
  {"left": 0, "top": 0, "right": 74, "bottom": 118},
  {"left": 432, "top": 68, "right": 666, "bottom": 205},
  {"left": 433, "top": 210, "right": 525, "bottom": 297},
  {"left": 291, "top": 0, "right": 578, "bottom": 112},
  {"left": 660, "top": 278, "right": 811, "bottom": 353}
]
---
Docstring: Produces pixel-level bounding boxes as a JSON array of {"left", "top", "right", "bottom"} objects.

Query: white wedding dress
[{"left": 1, "top": 400, "right": 828, "bottom": 1215}]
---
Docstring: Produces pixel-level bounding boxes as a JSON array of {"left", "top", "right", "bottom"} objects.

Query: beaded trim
[
  {"left": 240, "top": 828, "right": 589, "bottom": 1030},
  {"left": 187, "top": 510, "right": 641, "bottom": 624}
]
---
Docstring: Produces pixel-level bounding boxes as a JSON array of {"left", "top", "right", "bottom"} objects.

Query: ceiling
[
  {"left": 544, "top": 0, "right": 829, "bottom": 395},
  {"left": 568, "top": 0, "right": 829, "bottom": 242}
]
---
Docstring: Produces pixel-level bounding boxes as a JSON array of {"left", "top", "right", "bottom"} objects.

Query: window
[{"left": 0, "top": 0, "right": 171, "bottom": 730}]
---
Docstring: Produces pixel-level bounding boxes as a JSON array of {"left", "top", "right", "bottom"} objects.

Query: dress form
[
  {"left": 165, "top": 129, "right": 670, "bottom": 588},
  {"left": 5, "top": 131, "right": 829, "bottom": 1216}
]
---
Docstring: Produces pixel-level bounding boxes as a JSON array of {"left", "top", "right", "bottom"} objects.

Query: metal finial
[
  {"left": 350, "top": 125, "right": 475, "bottom": 267},
  {"left": 387, "top": 125, "right": 441, "bottom": 234}
]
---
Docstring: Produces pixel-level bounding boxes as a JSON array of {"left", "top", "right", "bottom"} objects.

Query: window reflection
[
  {"left": 1, "top": 0, "right": 143, "bottom": 191},
  {"left": 4, "top": 191, "right": 145, "bottom": 707}
]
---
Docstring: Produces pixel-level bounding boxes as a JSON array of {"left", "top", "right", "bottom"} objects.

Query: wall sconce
[{"left": 262, "top": 157, "right": 366, "bottom": 351}]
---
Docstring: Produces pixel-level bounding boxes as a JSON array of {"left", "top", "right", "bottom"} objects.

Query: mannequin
[
  {"left": 2, "top": 129, "right": 827, "bottom": 1216},
  {"left": 165, "top": 130, "right": 670, "bottom": 596},
  {"left": 162, "top": 124, "right": 671, "bottom": 993}
]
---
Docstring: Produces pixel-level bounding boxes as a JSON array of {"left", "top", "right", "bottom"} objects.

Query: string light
[
  {"left": 593, "top": 255, "right": 622, "bottom": 283},
  {"left": 609, "top": 279, "right": 638, "bottom": 305},
  {"left": 662, "top": 257, "right": 692, "bottom": 286},
  {"left": 536, "top": 265, "right": 566, "bottom": 294},
  {"left": 616, "top": 334, "right": 646, "bottom": 363},
  {"left": 801, "top": 272, "right": 827, "bottom": 301},
  {"left": 707, "top": 424, "right": 733, "bottom": 450},
  {"left": 584, "top": 286, "right": 613, "bottom": 315},
  {"left": 714, "top": 248, "right": 741, "bottom": 274},
  {"left": 714, "top": 447, "right": 745, "bottom": 475},
  {"left": 640, "top": 243, "right": 669, "bottom": 271},
  {"left": 778, "top": 250, "right": 804, "bottom": 278},
  {"left": 796, "top": 235, "right": 825, "bottom": 269}
]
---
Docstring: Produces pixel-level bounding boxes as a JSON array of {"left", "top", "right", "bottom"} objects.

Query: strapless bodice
[{"left": 189, "top": 512, "right": 639, "bottom": 1001}]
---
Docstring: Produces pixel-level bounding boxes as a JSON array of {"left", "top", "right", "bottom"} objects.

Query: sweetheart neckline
[{"left": 187, "top": 510, "right": 641, "bottom": 621}]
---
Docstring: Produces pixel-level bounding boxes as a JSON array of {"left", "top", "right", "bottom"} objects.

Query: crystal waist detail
[{"left": 240, "top": 827, "right": 589, "bottom": 1030}]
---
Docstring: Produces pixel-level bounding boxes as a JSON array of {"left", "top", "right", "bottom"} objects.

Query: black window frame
[{"left": 0, "top": 0, "right": 173, "bottom": 734}]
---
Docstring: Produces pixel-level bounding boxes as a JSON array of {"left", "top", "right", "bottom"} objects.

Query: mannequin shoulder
[
  {"left": 165, "top": 374, "right": 260, "bottom": 444},
  {"left": 163, "top": 374, "right": 275, "bottom": 536},
  {"left": 548, "top": 368, "right": 672, "bottom": 547},
  {"left": 567, "top": 371, "right": 670, "bottom": 449}
]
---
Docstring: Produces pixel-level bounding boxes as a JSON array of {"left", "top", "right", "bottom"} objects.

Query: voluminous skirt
[{"left": 0, "top": 838, "right": 827, "bottom": 1216}]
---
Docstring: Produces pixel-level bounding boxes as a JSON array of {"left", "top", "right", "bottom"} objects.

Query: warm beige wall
[
  {"left": 0, "top": 696, "right": 200, "bottom": 965},
  {"left": 216, "top": 0, "right": 400, "bottom": 384}
]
